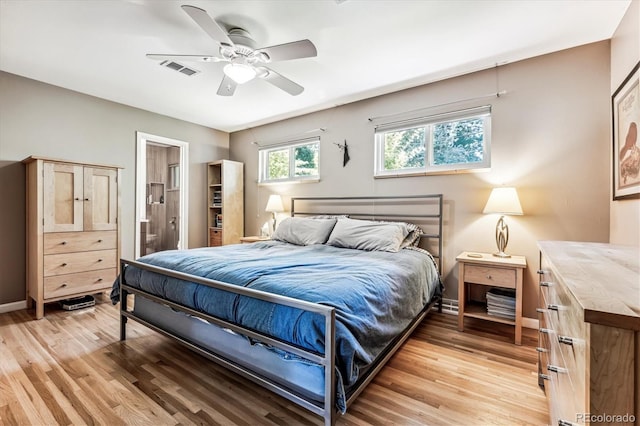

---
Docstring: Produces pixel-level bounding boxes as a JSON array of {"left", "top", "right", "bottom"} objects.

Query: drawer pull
[
  {"left": 547, "top": 304, "right": 560, "bottom": 311},
  {"left": 538, "top": 373, "right": 550, "bottom": 381},
  {"left": 558, "top": 336, "right": 574, "bottom": 346},
  {"left": 539, "top": 328, "right": 553, "bottom": 334},
  {"left": 547, "top": 364, "right": 567, "bottom": 374},
  {"left": 84, "top": 198, "right": 90, "bottom": 201},
  {"left": 75, "top": 197, "right": 81, "bottom": 201},
  {"left": 536, "top": 308, "right": 547, "bottom": 314},
  {"left": 535, "top": 347, "right": 548, "bottom": 353},
  {"left": 98, "top": 239, "right": 103, "bottom": 243},
  {"left": 97, "top": 259, "right": 103, "bottom": 262},
  {"left": 486, "top": 274, "right": 492, "bottom": 279},
  {"left": 96, "top": 278, "right": 103, "bottom": 282},
  {"left": 61, "top": 283, "right": 68, "bottom": 288},
  {"left": 61, "top": 263, "right": 67, "bottom": 267},
  {"left": 61, "top": 241, "right": 67, "bottom": 245},
  {"left": 540, "top": 281, "right": 553, "bottom": 287}
]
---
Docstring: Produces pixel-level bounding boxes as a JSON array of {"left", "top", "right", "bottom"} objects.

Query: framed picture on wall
[{"left": 612, "top": 61, "right": 640, "bottom": 200}]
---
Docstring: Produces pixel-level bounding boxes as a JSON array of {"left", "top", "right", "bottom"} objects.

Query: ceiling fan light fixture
[{"left": 223, "top": 63, "right": 256, "bottom": 84}]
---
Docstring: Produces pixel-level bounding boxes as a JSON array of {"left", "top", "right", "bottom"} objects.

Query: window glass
[
  {"left": 294, "top": 144, "right": 319, "bottom": 177},
  {"left": 383, "top": 126, "right": 426, "bottom": 171},
  {"left": 267, "top": 149, "right": 289, "bottom": 180},
  {"left": 432, "top": 117, "right": 485, "bottom": 165}
]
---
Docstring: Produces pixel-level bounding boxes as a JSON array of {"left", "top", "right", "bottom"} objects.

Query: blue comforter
[{"left": 111, "top": 241, "right": 440, "bottom": 404}]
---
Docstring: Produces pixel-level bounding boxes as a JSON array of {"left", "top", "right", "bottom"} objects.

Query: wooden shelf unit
[{"left": 207, "top": 160, "right": 243, "bottom": 246}]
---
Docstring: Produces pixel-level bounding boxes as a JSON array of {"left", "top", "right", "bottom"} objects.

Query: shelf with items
[
  {"left": 210, "top": 186, "right": 223, "bottom": 208},
  {"left": 147, "top": 182, "right": 165, "bottom": 204}
]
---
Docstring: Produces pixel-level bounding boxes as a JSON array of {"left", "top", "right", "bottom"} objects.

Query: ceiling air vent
[{"left": 159, "top": 60, "right": 200, "bottom": 77}]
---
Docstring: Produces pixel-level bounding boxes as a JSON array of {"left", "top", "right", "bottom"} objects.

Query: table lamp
[
  {"left": 482, "top": 187, "right": 523, "bottom": 258},
  {"left": 265, "top": 194, "right": 284, "bottom": 231}
]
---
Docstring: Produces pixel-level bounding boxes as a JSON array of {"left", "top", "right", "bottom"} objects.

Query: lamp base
[{"left": 492, "top": 251, "right": 511, "bottom": 258}]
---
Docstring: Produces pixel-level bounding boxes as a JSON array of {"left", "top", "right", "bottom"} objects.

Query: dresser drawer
[
  {"left": 44, "top": 249, "right": 117, "bottom": 276},
  {"left": 44, "top": 231, "right": 117, "bottom": 254},
  {"left": 44, "top": 268, "right": 115, "bottom": 299},
  {"left": 464, "top": 264, "right": 515, "bottom": 288}
]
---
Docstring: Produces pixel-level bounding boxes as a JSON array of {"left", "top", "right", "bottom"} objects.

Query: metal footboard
[{"left": 119, "top": 259, "right": 337, "bottom": 425}]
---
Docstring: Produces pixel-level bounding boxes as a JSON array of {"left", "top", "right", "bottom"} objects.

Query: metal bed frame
[{"left": 119, "top": 194, "right": 443, "bottom": 425}]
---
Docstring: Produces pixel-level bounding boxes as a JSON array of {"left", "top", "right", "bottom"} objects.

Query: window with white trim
[
  {"left": 374, "top": 106, "right": 491, "bottom": 177},
  {"left": 259, "top": 137, "right": 320, "bottom": 183}
]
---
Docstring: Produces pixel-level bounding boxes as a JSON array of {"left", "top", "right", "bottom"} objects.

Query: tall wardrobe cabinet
[{"left": 24, "top": 156, "right": 122, "bottom": 319}]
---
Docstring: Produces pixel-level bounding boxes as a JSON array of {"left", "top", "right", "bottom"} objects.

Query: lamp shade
[
  {"left": 265, "top": 194, "right": 284, "bottom": 213},
  {"left": 483, "top": 187, "right": 523, "bottom": 215}
]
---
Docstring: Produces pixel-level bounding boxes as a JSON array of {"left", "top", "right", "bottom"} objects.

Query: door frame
[{"left": 135, "top": 131, "right": 189, "bottom": 258}]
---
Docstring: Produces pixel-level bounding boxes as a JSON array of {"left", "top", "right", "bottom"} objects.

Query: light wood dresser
[
  {"left": 24, "top": 156, "right": 122, "bottom": 319},
  {"left": 537, "top": 241, "right": 639, "bottom": 426}
]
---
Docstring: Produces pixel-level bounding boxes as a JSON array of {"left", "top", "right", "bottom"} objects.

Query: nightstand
[
  {"left": 456, "top": 251, "right": 527, "bottom": 345},
  {"left": 240, "top": 236, "right": 270, "bottom": 244}
]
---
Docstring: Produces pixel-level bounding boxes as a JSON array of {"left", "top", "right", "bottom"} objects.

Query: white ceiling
[{"left": 0, "top": 0, "right": 631, "bottom": 133}]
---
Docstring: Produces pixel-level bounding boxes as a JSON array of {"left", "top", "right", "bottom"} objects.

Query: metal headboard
[{"left": 290, "top": 194, "right": 443, "bottom": 273}]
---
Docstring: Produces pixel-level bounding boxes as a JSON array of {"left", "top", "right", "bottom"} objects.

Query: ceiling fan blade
[
  {"left": 217, "top": 74, "right": 237, "bottom": 96},
  {"left": 257, "top": 67, "right": 304, "bottom": 96},
  {"left": 181, "top": 5, "right": 233, "bottom": 47},
  {"left": 146, "top": 54, "right": 223, "bottom": 63},
  {"left": 257, "top": 39, "right": 317, "bottom": 62}
]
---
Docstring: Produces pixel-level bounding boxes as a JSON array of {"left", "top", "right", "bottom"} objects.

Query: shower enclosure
[{"left": 141, "top": 144, "right": 181, "bottom": 255}]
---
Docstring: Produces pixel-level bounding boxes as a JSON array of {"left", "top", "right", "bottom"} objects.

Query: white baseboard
[
  {"left": 0, "top": 299, "right": 27, "bottom": 314},
  {"left": 434, "top": 298, "right": 539, "bottom": 329}
]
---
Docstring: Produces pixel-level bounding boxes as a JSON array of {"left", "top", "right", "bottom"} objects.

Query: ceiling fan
[{"left": 147, "top": 5, "right": 317, "bottom": 96}]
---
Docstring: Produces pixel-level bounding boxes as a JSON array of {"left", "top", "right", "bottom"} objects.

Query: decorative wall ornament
[{"left": 334, "top": 140, "right": 350, "bottom": 167}]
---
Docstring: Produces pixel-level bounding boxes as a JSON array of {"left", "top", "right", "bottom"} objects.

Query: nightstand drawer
[{"left": 464, "top": 264, "right": 516, "bottom": 288}]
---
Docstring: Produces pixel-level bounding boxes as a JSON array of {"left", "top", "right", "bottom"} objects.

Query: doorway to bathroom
[{"left": 135, "top": 132, "right": 189, "bottom": 258}]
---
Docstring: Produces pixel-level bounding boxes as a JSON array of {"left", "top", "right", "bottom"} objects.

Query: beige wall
[
  {"left": 610, "top": 0, "right": 639, "bottom": 246},
  {"left": 0, "top": 71, "right": 229, "bottom": 305},
  {"left": 230, "top": 41, "right": 612, "bottom": 320}
]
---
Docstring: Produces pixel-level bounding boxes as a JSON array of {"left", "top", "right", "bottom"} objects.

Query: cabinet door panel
[
  {"left": 44, "top": 162, "right": 83, "bottom": 232},
  {"left": 84, "top": 167, "right": 118, "bottom": 231}
]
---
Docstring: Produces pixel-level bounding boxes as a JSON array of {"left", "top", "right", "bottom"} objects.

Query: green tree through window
[
  {"left": 267, "top": 149, "right": 289, "bottom": 180},
  {"left": 294, "top": 144, "right": 318, "bottom": 176},
  {"left": 433, "top": 118, "right": 484, "bottom": 165}
]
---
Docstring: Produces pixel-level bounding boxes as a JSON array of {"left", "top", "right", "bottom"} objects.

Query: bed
[{"left": 113, "top": 195, "right": 443, "bottom": 425}]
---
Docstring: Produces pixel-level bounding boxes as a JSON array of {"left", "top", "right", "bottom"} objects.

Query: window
[
  {"left": 374, "top": 106, "right": 491, "bottom": 177},
  {"left": 259, "top": 138, "right": 320, "bottom": 183}
]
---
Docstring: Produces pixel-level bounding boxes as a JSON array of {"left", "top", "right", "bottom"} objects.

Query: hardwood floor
[{"left": 0, "top": 296, "right": 549, "bottom": 425}]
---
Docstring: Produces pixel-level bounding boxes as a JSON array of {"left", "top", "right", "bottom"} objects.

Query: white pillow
[
  {"left": 326, "top": 218, "right": 410, "bottom": 252},
  {"left": 272, "top": 217, "right": 337, "bottom": 246}
]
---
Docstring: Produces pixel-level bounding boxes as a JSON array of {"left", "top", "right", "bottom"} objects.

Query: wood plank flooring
[{"left": 0, "top": 296, "right": 548, "bottom": 425}]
